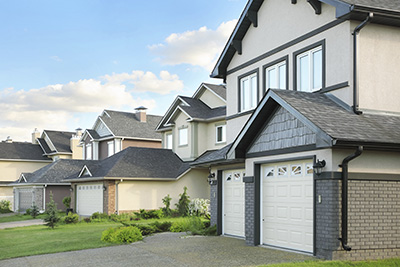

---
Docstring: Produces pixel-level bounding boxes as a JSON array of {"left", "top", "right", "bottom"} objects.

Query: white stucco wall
[
  {"left": 117, "top": 168, "right": 209, "bottom": 211},
  {"left": 197, "top": 89, "right": 225, "bottom": 108}
]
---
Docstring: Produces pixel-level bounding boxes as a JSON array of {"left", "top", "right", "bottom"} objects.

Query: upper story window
[
  {"left": 215, "top": 124, "right": 226, "bottom": 144},
  {"left": 239, "top": 71, "right": 258, "bottom": 112},
  {"left": 178, "top": 127, "right": 188, "bottom": 146},
  {"left": 166, "top": 133, "right": 173, "bottom": 149},
  {"left": 107, "top": 141, "right": 114, "bottom": 157},
  {"left": 295, "top": 41, "right": 324, "bottom": 92},
  {"left": 265, "top": 59, "right": 287, "bottom": 90},
  {"left": 86, "top": 144, "right": 92, "bottom": 160}
]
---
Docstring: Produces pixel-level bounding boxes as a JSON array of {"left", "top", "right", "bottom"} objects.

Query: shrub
[
  {"left": 162, "top": 194, "right": 172, "bottom": 217},
  {"left": 91, "top": 212, "right": 109, "bottom": 221},
  {"left": 25, "top": 208, "right": 32, "bottom": 215},
  {"left": 64, "top": 212, "right": 79, "bottom": 224},
  {"left": 134, "top": 209, "right": 163, "bottom": 220},
  {"left": 83, "top": 217, "right": 91, "bottom": 223},
  {"left": 101, "top": 226, "right": 142, "bottom": 244},
  {"left": 30, "top": 205, "right": 40, "bottom": 218},
  {"left": 176, "top": 186, "right": 190, "bottom": 217},
  {"left": 134, "top": 224, "right": 157, "bottom": 235},
  {"left": 151, "top": 221, "right": 172, "bottom": 232},
  {"left": 170, "top": 217, "right": 207, "bottom": 234},
  {"left": 44, "top": 192, "right": 60, "bottom": 229},
  {"left": 189, "top": 198, "right": 210, "bottom": 218},
  {"left": 0, "top": 200, "right": 11, "bottom": 213},
  {"left": 62, "top": 196, "right": 71, "bottom": 209}
]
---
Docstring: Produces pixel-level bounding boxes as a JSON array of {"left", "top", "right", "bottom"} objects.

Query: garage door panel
[
  {"left": 223, "top": 169, "right": 245, "bottom": 238},
  {"left": 262, "top": 160, "right": 313, "bottom": 253},
  {"left": 77, "top": 183, "right": 103, "bottom": 216}
]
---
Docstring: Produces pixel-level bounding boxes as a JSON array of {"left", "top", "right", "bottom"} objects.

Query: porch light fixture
[
  {"left": 69, "top": 187, "right": 73, "bottom": 192},
  {"left": 313, "top": 159, "right": 326, "bottom": 175},
  {"left": 103, "top": 185, "right": 107, "bottom": 191},
  {"left": 207, "top": 168, "right": 216, "bottom": 185}
]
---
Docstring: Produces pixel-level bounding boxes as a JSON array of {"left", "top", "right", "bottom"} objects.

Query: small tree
[
  {"left": 30, "top": 204, "right": 40, "bottom": 218},
  {"left": 175, "top": 186, "right": 190, "bottom": 217},
  {"left": 162, "top": 194, "right": 172, "bottom": 217},
  {"left": 44, "top": 192, "right": 60, "bottom": 229},
  {"left": 62, "top": 196, "right": 71, "bottom": 210}
]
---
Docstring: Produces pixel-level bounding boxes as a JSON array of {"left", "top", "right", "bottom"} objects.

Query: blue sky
[{"left": 0, "top": 0, "right": 246, "bottom": 141}]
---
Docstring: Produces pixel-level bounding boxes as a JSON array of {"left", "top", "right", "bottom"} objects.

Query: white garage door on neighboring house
[
  {"left": 261, "top": 160, "right": 314, "bottom": 253},
  {"left": 223, "top": 169, "right": 245, "bottom": 238},
  {"left": 77, "top": 184, "right": 103, "bottom": 216}
]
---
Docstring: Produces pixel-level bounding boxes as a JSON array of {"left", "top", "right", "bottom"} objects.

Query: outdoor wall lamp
[
  {"left": 313, "top": 159, "right": 326, "bottom": 175},
  {"left": 69, "top": 187, "right": 73, "bottom": 192},
  {"left": 103, "top": 185, "right": 107, "bottom": 191},
  {"left": 207, "top": 168, "right": 217, "bottom": 185}
]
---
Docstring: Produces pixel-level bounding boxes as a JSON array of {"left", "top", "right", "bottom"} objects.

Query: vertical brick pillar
[{"left": 103, "top": 181, "right": 116, "bottom": 215}]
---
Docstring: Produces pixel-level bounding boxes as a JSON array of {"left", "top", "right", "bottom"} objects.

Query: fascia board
[
  {"left": 0, "top": 158, "right": 52, "bottom": 163},
  {"left": 78, "top": 165, "right": 93, "bottom": 178}
]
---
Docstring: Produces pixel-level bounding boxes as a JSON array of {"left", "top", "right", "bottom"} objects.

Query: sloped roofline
[
  {"left": 192, "top": 83, "right": 226, "bottom": 103},
  {"left": 211, "top": 0, "right": 400, "bottom": 80},
  {"left": 227, "top": 89, "right": 333, "bottom": 159},
  {"left": 42, "top": 130, "right": 57, "bottom": 153},
  {"left": 155, "top": 96, "right": 190, "bottom": 131},
  {"left": 78, "top": 165, "right": 93, "bottom": 177}
]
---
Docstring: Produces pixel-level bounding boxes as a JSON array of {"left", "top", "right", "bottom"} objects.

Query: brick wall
[
  {"left": 316, "top": 179, "right": 400, "bottom": 260},
  {"left": 103, "top": 181, "right": 116, "bottom": 215},
  {"left": 245, "top": 181, "right": 255, "bottom": 246},
  {"left": 210, "top": 183, "right": 218, "bottom": 227}
]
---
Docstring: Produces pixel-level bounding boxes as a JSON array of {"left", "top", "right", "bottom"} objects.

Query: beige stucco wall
[
  {"left": 358, "top": 23, "right": 400, "bottom": 114},
  {"left": 0, "top": 161, "right": 50, "bottom": 183},
  {"left": 197, "top": 89, "right": 225, "bottom": 108},
  {"left": 117, "top": 168, "right": 209, "bottom": 212},
  {"left": 224, "top": 1, "right": 353, "bottom": 143},
  {"left": 173, "top": 111, "right": 191, "bottom": 160}
]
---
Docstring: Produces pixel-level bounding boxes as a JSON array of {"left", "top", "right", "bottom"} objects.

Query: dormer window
[
  {"left": 178, "top": 127, "right": 188, "bottom": 146},
  {"left": 107, "top": 141, "right": 114, "bottom": 157},
  {"left": 166, "top": 133, "right": 173, "bottom": 149},
  {"left": 86, "top": 144, "right": 92, "bottom": 160}
]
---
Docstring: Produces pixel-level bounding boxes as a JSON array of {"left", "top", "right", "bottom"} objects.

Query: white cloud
[
  {"left": 0, "top": 70, "right": 182, "bottom": 141},
  {"left": 149, "top": 20, "right": 237, "bottom": 71}
]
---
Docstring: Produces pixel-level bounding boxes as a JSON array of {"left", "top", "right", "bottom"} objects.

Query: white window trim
[
  {"left": 178, "top": 127, "right": 188, "bottom": 147},
  {"left": 239, "top": 72, "right": 258, "bottom": 112},
  {"left": 265, "top": 61, "right": 286, "bottom": 90},
  {"left": 296, "top": 45, "right": 323, "bottom": 92},
  {"left": 215, "top": 124, "right": 226, "bottom": 144},
  {"left": 86, "top": 144, "right": 92, "bottom": 160}
]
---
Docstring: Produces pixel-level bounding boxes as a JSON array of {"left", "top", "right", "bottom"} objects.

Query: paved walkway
[
  {"left": 0, "top": 232, "right": 314, "bottom": 267},
  {"left": 0, "top": 219, "right": 44, "bottom": 229}
]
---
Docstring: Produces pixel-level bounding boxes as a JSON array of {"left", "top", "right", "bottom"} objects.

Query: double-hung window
[
  {"left": 107, "top": 141, "right": 114, "bottom": 157},
  {"left": 296, "top": 45, "right": 323, "bottom": 92},
  {"left": 86, "top": 144, "right": 92, "bottom": 160},
  {"left": 265, "top": 60, "right": 287, "bottom": 90},
  {"left": 178, "top": 127, "right": 188, "bottom": 146},
  {"left": 239, "top": 72, "right": 258, "bottom": 112},
  {"left": 215, "top": 124, "right": 226, "bottom": 144}
]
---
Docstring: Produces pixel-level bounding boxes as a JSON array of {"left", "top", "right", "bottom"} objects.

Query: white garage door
[
  {"left": 261, "top": 160, "right": 313, "bottom": 253},
  {"left": 223, "top": 169, "right": 245, "bottom": 238},
  {"left": 77, "top": 184, "right": 103, "bottom": 216}
]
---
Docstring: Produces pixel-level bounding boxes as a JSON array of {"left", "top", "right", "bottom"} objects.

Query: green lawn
[
  {"left": 0, "top": 222, "right": 121, "bottom": 260},
  {"left": 0, "top": 213, "right": 49, "bottom": 223},
  {"left": 263, "top": 258, "right": 400, "bottom": 267}
]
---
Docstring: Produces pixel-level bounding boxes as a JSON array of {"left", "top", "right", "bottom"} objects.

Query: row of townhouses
[{"left": 0, "top": 0, "right": 399, "bottom": 261}]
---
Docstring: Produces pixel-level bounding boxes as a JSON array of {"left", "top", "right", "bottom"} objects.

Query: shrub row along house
[{"left": 199, "top": 0, "right": 400, "bottom": 261}]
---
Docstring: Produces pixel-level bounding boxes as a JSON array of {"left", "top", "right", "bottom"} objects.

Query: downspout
[
  {"left": 338, "top": 146, "right": 363, "bottom": 251},
  {"left": 352, "top": 13, "right": 373, "bottom": 115}
]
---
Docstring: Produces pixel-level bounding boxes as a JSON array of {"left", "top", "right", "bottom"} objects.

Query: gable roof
[
  {"left": 65, "top": 147, "right": 190, "bottom": 182},
  {"left": 13, "top": 159, "right": 96, "bottom": 185},
  {"left": 193, "top": 83, "right": 227, "bottom": 101},
  {"left": 42, "top": 130, "right": 75, "bottom": 154},
  {"left": 229, "top": 89, "right": 400, "bottom": 158},
  {"left": 211, "top": 0, "right": 400, "bottom": 79},
  {"left": 0, "top": 141, "right": 51, "bottom": 161},
  {"left": 96, "top": 110, "right": 162, "bottom": 140}
]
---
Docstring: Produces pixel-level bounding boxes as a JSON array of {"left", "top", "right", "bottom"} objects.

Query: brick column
[{"left": 103, "top": 181, "right": 116, "bottom": 215}]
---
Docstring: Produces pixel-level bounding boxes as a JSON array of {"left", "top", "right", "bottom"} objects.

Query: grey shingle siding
[{"left": 247, "top": 107, "right": 316, "bottom": 154}]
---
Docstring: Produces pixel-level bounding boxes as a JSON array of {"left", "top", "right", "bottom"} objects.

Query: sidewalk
[{"left": 0, "top": 219, "right": 44, "bottom": 229}]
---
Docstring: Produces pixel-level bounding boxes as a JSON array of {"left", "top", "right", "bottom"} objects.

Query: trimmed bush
[
  {"left": 134, "top": 224, "right": 157, "bottom": 235},
  {"left": 64, "top": 212, "right": 79, "bottom": 224},
  {"left": 134, "top": 209, "right": 163, "bottom": 220},
  {"left": 152, "top": 221, "right": 172, "bottom": 232},
  {"left": 91, "top": 212, "right": 109, "bottom": 221},
  {"left": 101, "top": 226, "right": 142, "bottom": 244},
  {"left": 170, "top": 217, "right": 207, "bottom": 234},
  {"left": 0, "top": 200, "right": 12, "bottom": 213},
  {"left": 176, "top": 186, "right": 190, "bottom": 217},
  {"left": 62, "top": 196, "right": 71, "bottom": 209}
]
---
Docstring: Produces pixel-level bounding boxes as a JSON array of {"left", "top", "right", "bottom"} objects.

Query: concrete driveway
[{"left": 0, "top": 232, "right": 313, "bottom": 267}]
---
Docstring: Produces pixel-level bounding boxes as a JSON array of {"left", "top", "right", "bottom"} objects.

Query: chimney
[
  {"left": 135, "top": 106, "right": 147, "bottom": 123},
  {"left": 70, "top": 128, "right": 83, "bottom": 160},
  {"left": 32, "top": 128, "right": 40, "bottom": 144},
  {"left": 5, "top": 136, "right": 12, "bottom": 143}
]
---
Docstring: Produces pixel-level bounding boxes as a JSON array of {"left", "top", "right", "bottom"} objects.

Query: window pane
[
  {"left": 299, "top": 55, "right": 309, "bottom": 91},
  {"left": 279, "top": 64, "right": 286, "bottom": 89},
  {"left": 108, "top": 142, "right": 114, "bottom": 157},
  {"left": 313, "top": 49, "right": 322, "bottom": 90},
  {"left": 241, "top": 78, "right": 249, "bottom": 111},
  {"left": 251, "top": 75, "right": 257, "bottom": 108},
  {"left": 216, "top": 125, "right": 226, "bottom": 143},
  {"left": 268, "top": 68, "right": 277, "bottom": 89},
  {"left": 178, "top": 128, "right": 188, "bottom": 146},
  {"left": 166, "top": 134, "right": 172, "bottom": 149}
]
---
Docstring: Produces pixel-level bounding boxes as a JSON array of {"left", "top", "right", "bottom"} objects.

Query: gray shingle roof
[
  {"left": 191, "top": 144, "right": 232, "bottom": 166},
  {"left": 203, "top": 83, "right": 226, "bottom": 100},
  {"left": 273, "top": 89, "right": 400, "bottom": 145},
  {"left": 179, "top": 96, "right": 226, "bottom": 120},
  {"left": 100, "top": 110, "right": 162, "bottom": 140},
  {"left": 13, "top": 159, "right": 96, "bottom": 184},
  {"left": 342, "top": 0, "right": 400, "bottom": 12},
  {"left": 86, "top": 129, "right": 101, "bottom": 140},
  {"left": 44, "top": 130, "right": 75, "bottom": 153},
  {"left": 37, "top": 138, "right": 52, "bottom": 154},
  {"left": 66, "top": 147, "right": 189, "bottom": 180},
  {"left": 0, "top": 142, "right": 51, "bottom": 161}
]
